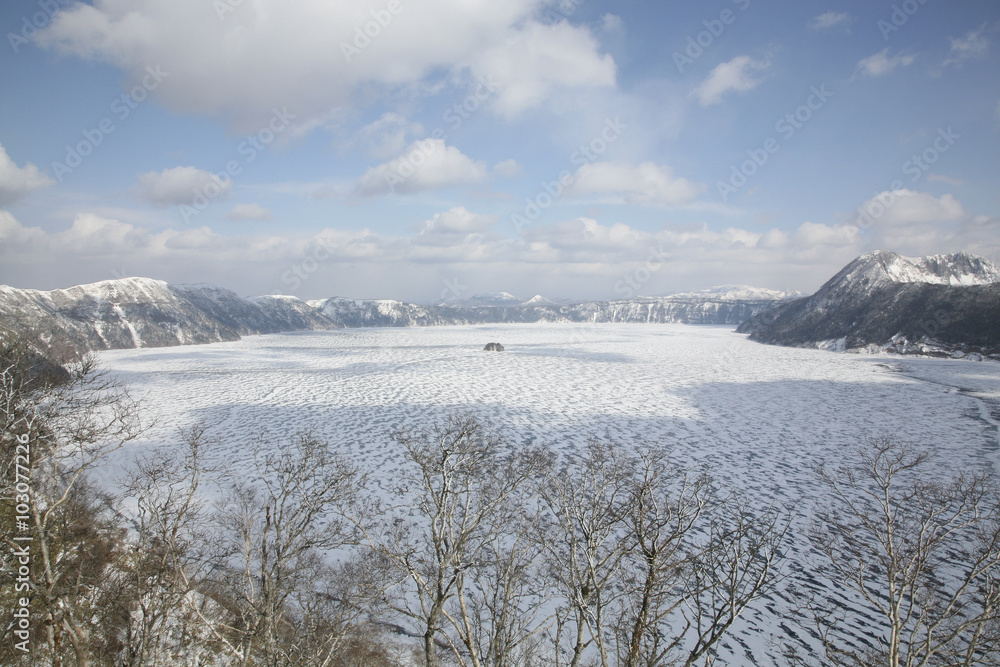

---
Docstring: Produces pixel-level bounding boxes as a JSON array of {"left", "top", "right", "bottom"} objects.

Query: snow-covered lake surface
[{"left": 98, "top": 323, "right": 1000, "bottom": 665}]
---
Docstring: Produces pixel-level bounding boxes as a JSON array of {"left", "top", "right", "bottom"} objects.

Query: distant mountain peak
[
  {"left": 522, "top": 294, "right": 557, "bottom": 306},
  {"left": 664, "top": 285, "right": 801, "bottom": 301},
  {"left": 461, "top": 292, "right": 522, "bottom": 307}
]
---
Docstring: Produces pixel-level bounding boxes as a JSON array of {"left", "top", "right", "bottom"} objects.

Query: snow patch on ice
[{"left": 96, "top": 324, "right": 1000, "bottom": 666}]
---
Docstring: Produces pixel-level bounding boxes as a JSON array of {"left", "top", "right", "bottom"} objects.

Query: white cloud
[
  {"left": 857, "top": 189, "right": 964, "bottom": 227},
  {"left": 58, "top": 213, "right": 151, "bottom": 254},
  {"left": 693, "top": 55, "right": 771, "bottom": 107},
  {"left": 851, "top": 191, "right": 997, "bottom": 260},
  {"left": 351, "top": 113, "right": 424, "bottom": 160},
  {"left": 565, "top": 161, "right": 703, "bottom": 206},
  {"left": 35, "top": 0, "right": 615, "bottom": 131},
  {"left": 524, "top": 218, "right": 644, "bottom": 253},
  {"left": 417, "top": 206, "right": 497, "bottom": 235},
  {"left": 227, "top": 203, "right": 272, "bottom": 221},
  {"left": 0, "top": 210, "right": 45, "bottom": 245},
  {"left": 944, "top": 26, "right": 989, "bottom": 67},
  {"left": 601, "top": 14, "right": 625, "bottom": 34},
  {"left": 655, "top": 224, "right": 765, "bottom": 249},
  {"left": 136, "top": 166, "right": 233, "bottom": 206},
  {"left": 469, "top": 19, "right": 616, "bottom": 119},
  {"left": 0, "top": 143, "right": 53, "bottom": 206},
  {"left": 855, "top": 49, "right": 916, "bottom": 78},
  {"left": 759, "top": 228, "right": 790, "bottom": 249},
  {"left": 2, "top": 195, "right": 995, "bottom": 301},
  {"left": 493, "top": 159, "right": 522, "bottom": 178},
  {"left": 795, "top": 221, "right": 860, "bottom": 247},
  {"left": 810, "top": 12, "right": 852, "bottom": 30},
  {"left": 354, "top": 139, "right": 488, "bottom": 196}
]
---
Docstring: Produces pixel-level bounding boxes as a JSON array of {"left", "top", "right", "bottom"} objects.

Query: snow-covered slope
[
  {"left": 0, "top": 278, "right": 332, "bottom": 359},
  {"left": 852, "top": 249, "right": 1000, "bottom": 287},
  {"left": 521, "top": 294, "right": 558, "bottom": 306},
  {"left": 737, "top": 250, "right": 1000, "bottom": 358},
  {"left": 307, "top": 297, "right": 440, "bottom": 327},
  {"left": 1, "top": 278, "right": 796, "bottom": 358},
  {"left": 309, "top": 295, "right": 787, "bottom": 328}
]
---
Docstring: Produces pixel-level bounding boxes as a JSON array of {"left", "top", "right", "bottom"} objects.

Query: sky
[{"left": 0, "top": 0, "right": 998, "bottom": 303}]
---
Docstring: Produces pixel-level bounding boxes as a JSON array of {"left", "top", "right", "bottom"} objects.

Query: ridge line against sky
[{"left": 0, "top": 0, "right": 998, "bottom": 302}]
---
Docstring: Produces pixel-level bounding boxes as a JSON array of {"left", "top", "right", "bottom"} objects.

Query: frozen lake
[{"left": 98, "top": 323, "right": 1000, "bottom": 664}]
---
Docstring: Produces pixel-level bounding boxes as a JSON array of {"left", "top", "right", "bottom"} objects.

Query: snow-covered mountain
[
  {"left": 846, "top": 249, "right": 1000, "bottom": 287},
  {"left": 0, "top": 278, "right": 332, "bottom": 359},
  {"left": 459, "top": 292, "right": 523, "bottom": 307},
  {"left": 307, "top": 297, "right": 442, "bottom": 328},
  {"left": 664, "top": 285, "right": 801, "bottom": 301},
  {"left": 737, "top": 250, "right": 1000, "bottom": 358},
  {"left": 310, "top": 295, "right": 785, "bottom": 328},
  {"left": 521, "top": 294, "right": 559, "bottom": 306},
  {"left": 1, "top": 278, "right": 796, "bottom": 358}
]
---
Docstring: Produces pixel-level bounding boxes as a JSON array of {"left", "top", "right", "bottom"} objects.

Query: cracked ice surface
[{"left": 98, "top": 323, "right": 1000, "bottom": 665}]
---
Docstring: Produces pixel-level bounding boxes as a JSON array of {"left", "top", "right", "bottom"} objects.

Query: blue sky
[{"left": 0, "top": 0, "right": 998, "bottom": 302}]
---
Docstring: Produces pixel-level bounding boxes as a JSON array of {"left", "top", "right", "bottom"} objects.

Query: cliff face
[
  {"left": 0, "top": 278, "right": 794, "bottom": 359},
  {"left": 308, "top": 296, "right": 783, "bottom": 328},
  {"left": 0, "top": 278, "right": 332, "bottom": 359}
]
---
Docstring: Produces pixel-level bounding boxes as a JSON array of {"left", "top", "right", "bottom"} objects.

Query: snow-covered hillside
[
  {"left": 0, "top": 275, "right": 814, "bottom": 358},
  {"left": 0, "top": 278, "right": 332, "bottom": 358},
  {"left": 738, "top": 250, "right": 1000, "bottom": 357},
  {"left": 852, "top": 249, "right": 1000, "bottom": 287}
]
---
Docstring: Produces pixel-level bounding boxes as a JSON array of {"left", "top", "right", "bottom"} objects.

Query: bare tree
[
  {"left": 809, "top": 435, "right": 1000, "bottom": 667},
  {"left": 679, "top": 498, "right": 788, "bottom": 667},
  {"left": 292, "top": 554, "right": 396, "bottom": 666},
  {"left": 616, "top": 447, "right": 712, "bottom": 667},
  {"left": 113, "top": 423, "right": 224, "bottom": 666},
  {"left": 194, "top": 430, "right": 364, "bottom": 667},
  {"left": 0, "top": 333, "right": 145, "bottom": 667},
  {"left": 357, "top": 415, "right": 549, "bottom": 667},
  {"left": 541, "top": 441, "right": 788, "bottom": 667},
  {"left": 459, "top": 481, "right": 554, "bottom": 667},
  {"left": 540, "top": 439, "right": 636, "bottom": 667}
]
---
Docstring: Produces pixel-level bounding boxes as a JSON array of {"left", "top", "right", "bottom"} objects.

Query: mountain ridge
[
  {"left": 736, "top": 251, "right": 1000, "bottom": 360},
  {"left": 1, "top": 279, "right": 791, "bottom": 358},
  {"left": 8, "top": 251, "right": 995, "bottom": 361}
]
